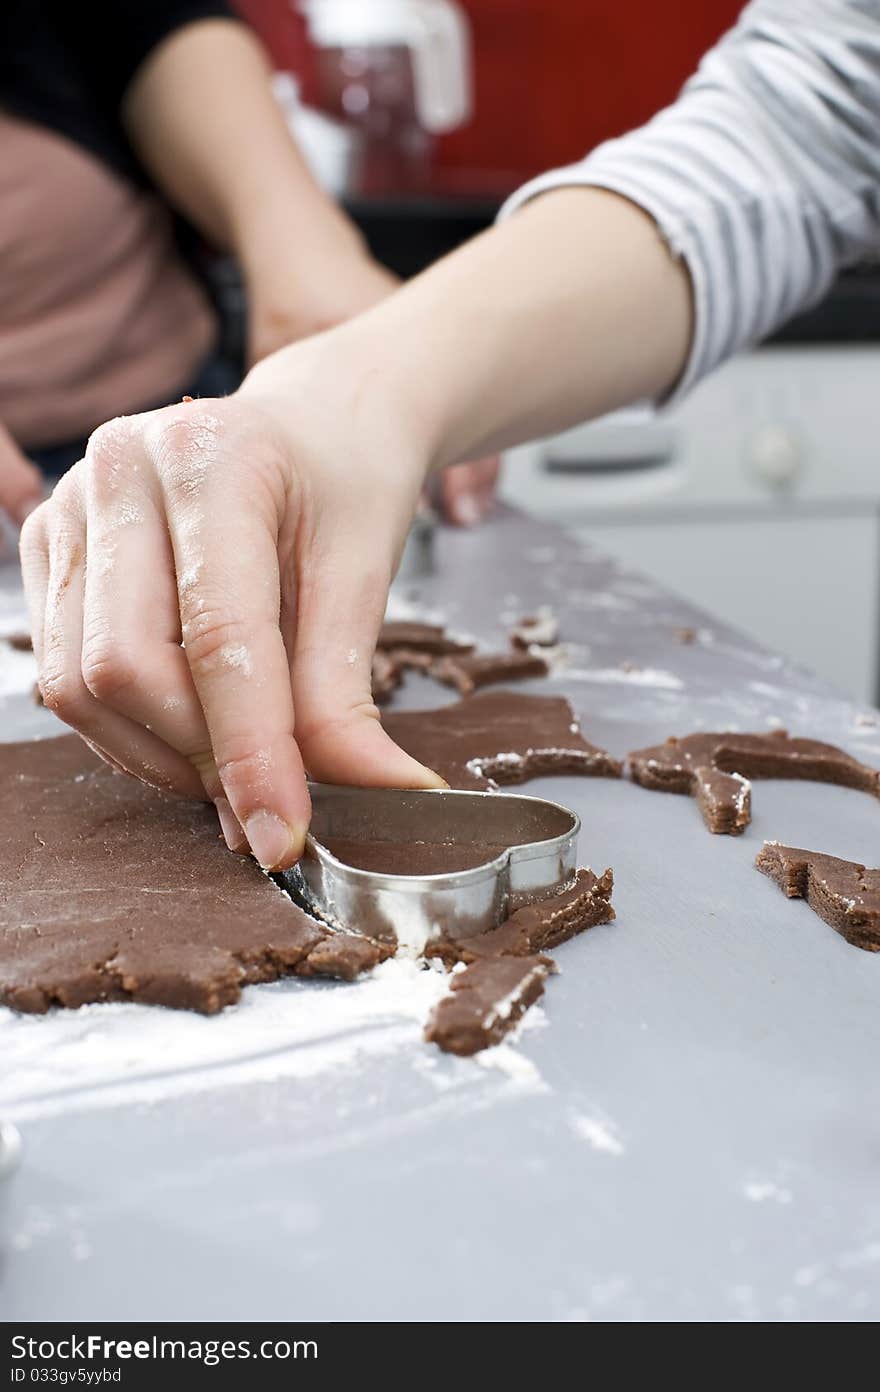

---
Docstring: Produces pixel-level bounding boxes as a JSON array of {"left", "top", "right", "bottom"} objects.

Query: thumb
[
  {"left": 0, "top": 431, "right": 44, "bottom": 526},
  {"left": 289, "top": 542, "right": 446, "bottom": 789}
]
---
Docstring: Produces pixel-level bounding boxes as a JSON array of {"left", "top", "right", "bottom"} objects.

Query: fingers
[
  {"left": 0, "top": 426, "right": 44, "bottom": 527},
  {"left": 77, "top": 419, "right": 251, "bottom": 848},
  {"left": 438, "top": 456, "right": 501, "bottom": 527},
  {"left": 21, "top": 472, "right": 204, "bottom": 798},
  {"left": 79, "top": 422, "right": 214, "bottom": 768},
  {"left": 153, "top": 409, "right": 311, "bottom": 870},
  {"left": 289, "top": 517, "right": 447, "bottom": 791}
]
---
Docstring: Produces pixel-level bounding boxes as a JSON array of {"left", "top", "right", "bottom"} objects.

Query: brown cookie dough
[
  {"left": 2, "top": 631, "right": 32, "bottom": 652},
  {"left": 372, "top": 618, "right": 470, "bottom": 704},
  {"left": 430, "top": 650, "right": 549, "bottom": 697},
  {"left": 372, "top": 646, "right": 436, "bottom": 705},
  {"left": 296, "top": 934, "right": 394, "bottom": 981},
  {"left": 435, "top": 867, "right": 615, "bottom": 963},
  {"left": 756, "top": 842, "right": 880, "bottom": 952},
  {"left": 628, "top": 729, "right": 880, "bottom": 834},
  {"left": 376, "top": 621, "right": 473, "bottom": 655},
  {"left": 383, "top": 689, "right": 622, "bottom": 790},
  {"left": 510, "top": 610, "right": 560, "bottom": 649},
  {"left": 372, "top": 649, "right": 403, "bottom": 703},
  {"left": 320, "top": 835, "right": 510, "bottom": 876},
  {"left": 0, "top": 736, "right": 387, "bottom": 1015},
  {"left": 424, "top": 955, "right": 554, "bottom": 1056}
]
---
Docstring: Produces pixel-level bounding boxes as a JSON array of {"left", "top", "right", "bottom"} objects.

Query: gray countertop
[{"left": 1, "top": 508, "right": 879, "bottom": 1323}]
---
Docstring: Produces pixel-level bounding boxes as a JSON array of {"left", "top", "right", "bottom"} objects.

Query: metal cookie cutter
[{"left": 283, "top": 783, "right": 580, "bottom": 956}]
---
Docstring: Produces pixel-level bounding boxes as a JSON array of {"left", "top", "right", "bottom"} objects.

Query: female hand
[
  {"left": 19, "top": 333, "right": 444, "bottom": 871},
  {"left": 0, "top": 421, "right": 44, "bottom": 532}
]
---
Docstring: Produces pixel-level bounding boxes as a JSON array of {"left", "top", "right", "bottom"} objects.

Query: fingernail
[
  {"left": 453, "top": 493, "right": 481, "bottom": 527},
  {"left": 421, "top": 766, "right": 449, "bottom": 789},
  {"left": 243, "top": 810, "right": 302, "bottom": 870},
  {"left": 215, "top": 797, "right": 248, "bottom": 853}
]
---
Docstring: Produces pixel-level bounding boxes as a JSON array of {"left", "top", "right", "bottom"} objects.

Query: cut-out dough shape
[
  {"left": 756, "top": 841, "right": 880, "bottom": 951},
  {"left": 382, "top": 689, "right": 623, "bottom": 790},
  {"left": 429, "top": 649, "right": 549, "bottom": 696},
  {"left": 627, "top": 729, "right": 880, "bottom": 834},
  {"left": 376, "top": 621, "right": 473, "bottom": 655},
  {"left": 372, "top": 621, "right": 473, "bottom": 703}
]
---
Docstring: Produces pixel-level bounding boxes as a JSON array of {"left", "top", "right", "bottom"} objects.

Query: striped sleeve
[{"left": 500, "top": 0, "right": 880, "bottom": 401}]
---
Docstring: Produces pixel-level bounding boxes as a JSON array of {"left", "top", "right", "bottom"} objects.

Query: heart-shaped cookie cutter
[{"left": 283, "top": 783, "right": 580, "bottom": 955}]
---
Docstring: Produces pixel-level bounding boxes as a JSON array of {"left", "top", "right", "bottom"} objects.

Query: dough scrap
[
  {"left": 376, "top": 621, "right": 473, "bottom": 655},
  {"left": 424, "top": 955, "right": 554, "bottom": 1057},
  {"left": 0, "top": 736, "right": 390, "bottom": 1015},
  {"left": 628, "top": 729, "right": 880, "bottom": 834},
  {"left": 430, "top": 649, "right": 549, "bottom": 696},
  {"left": 433, "top": 867, "right": 615, "bottom": 964},
  {"left": 756, "top": 841, "right": 880, "bottom": 951},
  {"left": 372, "top": 647, "right": 435, "bottom": 704},
  {"left": 372, "top": 621, "right": 474, "bottom": 703},
  {"left": 3, "top": 631, "right": 32, "bottom": 652},
  {"left": 383, "top": 689, "right": 622, "bottom": 790},
  {"left": 425, "top": 868, "right": 615, "bottom": 1053}
]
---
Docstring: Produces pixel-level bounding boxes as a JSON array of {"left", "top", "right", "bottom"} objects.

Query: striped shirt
[{"left": 501, "top": 0, "right": 880, "bottom": 402}]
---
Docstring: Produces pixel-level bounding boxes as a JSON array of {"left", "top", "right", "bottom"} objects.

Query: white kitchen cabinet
[
  {"left": 571, "top": 514, "right": 878, "bottom": 703},
  {"left": 501, "top": 345, "right": 880, "bottom": 703}
]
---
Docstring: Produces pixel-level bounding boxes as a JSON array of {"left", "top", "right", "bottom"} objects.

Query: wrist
[
  {"left": 241, "top": 324, "right": 435, "bottom": 491},
  {"left": 235, "top": 182, "right": 368, "bottom": 279}
]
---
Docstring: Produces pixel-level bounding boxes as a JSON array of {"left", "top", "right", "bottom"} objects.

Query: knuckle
[
  {"left": 81, "top": 641, "right": 140, "bottom": 704},
  {"left": 215, "top": 744, "right": 275, "bottom": 792},
  {"left": 149, "top": 406, "right": 227, "bottom": 501},
  {"left": 85, "top": 416, "right": 150, "bottom": 500},
  {"left": 181, "top": 605, "right": 254, "bottom": 676},
  {"left": 40, "top": 668, "right": 88, "bottom": 723},
  {"left": 296, "top": 699, "right": 380, "bottom": 747}
]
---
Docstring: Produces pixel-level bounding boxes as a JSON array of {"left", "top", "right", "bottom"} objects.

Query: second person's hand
[
  {"left": 19, "top": 332, "right": 445, "bottom": 871},
  {"left": 0, "top": 421, "right": 45, "bottom": 532}
]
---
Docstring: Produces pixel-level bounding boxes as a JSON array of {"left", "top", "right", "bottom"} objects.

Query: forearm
[
  {"left": 123, "top": 18, "right": 362, "bottom": 261},
  {"left": 329, "top": 187, "right": 693, "bottom": 468},
  {"left": 508, "top": 1, "right": 880, "bottom": 399}
]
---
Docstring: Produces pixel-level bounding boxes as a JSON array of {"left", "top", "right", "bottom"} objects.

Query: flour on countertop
[
  {"left": 0, "top": 957, "right": 546, "bottom": 1122},
  {"left": 742, "top": 1178, "right": 793, "bottom": 1204},
  {"left": 561, "top": 666, "right": 684, "bottom": 691},
  {"left": 568, "top": 1109, "right": 625, "bottom": 1156}
]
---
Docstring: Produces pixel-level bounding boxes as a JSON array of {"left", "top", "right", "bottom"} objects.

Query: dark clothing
[{"left": 0, "top": 0, "right": 233, "bottom": 180}]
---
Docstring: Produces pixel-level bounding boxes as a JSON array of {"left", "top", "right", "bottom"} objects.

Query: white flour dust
[
  {"left": 561, "top": 666, "right": 684, "bottom": 692},
  {"left": 0, "top": 957, "right": 546, "bottom": 1122},
  {"left": 568, "top": 1109, "right": 625, "bottom": 1155},
  {"left": 742, "top": 1178, "right": 793, "bottom": 1205},
  {"left": 219, "top": 643, "right": 253, "bottom": 678}
]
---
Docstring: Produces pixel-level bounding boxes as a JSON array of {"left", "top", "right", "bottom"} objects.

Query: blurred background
[{"left": 223, "top": 1, "right": 880, "bottom": 707}]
